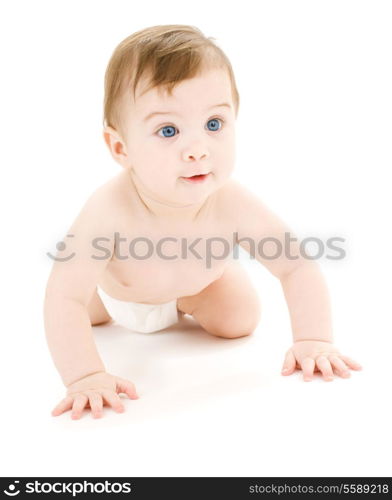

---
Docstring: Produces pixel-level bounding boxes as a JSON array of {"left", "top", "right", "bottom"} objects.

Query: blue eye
[
  {"left": 207, "top": 118, "right": 221, "bottom": 131},
  {"left": 157, "top": 118, "right": 223, "bottom": 138},
  {"left": 159, "top": 125, "right": 177, "bottom": 138}
]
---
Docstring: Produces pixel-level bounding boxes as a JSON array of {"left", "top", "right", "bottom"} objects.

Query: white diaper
[{"left": 96, "top": 286, "right": 180, "bottom": 334}]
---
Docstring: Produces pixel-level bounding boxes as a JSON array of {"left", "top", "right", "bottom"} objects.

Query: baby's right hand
[{"left": 51, "top": 371, "right": 139, "bottom": 419}]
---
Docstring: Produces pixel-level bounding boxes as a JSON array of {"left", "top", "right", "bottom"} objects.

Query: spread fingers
[{"left": 101, "top": 390, "right": 125, "bottom": 413}]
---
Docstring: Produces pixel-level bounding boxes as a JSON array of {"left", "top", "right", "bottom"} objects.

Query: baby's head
[{"left": 103, "top": 25, "right": 240, "bottom": 207}]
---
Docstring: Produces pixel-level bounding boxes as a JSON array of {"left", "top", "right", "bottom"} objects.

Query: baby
[{"left": 44, "top": 24, "right": 361, "bottom": 420}]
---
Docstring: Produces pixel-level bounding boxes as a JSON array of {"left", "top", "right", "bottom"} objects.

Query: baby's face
[{"left": 119, "top": 68, "right": 236, "bottom": 206}]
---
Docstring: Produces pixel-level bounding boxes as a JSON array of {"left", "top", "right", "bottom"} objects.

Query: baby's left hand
[{"left": 281, "top": 340, "right": 362, "bottom": 381}]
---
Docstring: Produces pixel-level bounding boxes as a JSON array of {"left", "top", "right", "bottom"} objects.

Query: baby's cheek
[
  {"left": 140, "top": 165, "right": 164, "bottom": 184},
  {"left": 214, "top": 161, "right": 234, "bottom": 184}
]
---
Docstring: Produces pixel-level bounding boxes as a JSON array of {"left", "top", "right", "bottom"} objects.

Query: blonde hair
[{"left": 103, "top": 24, "right": 240, "bottom": 137}]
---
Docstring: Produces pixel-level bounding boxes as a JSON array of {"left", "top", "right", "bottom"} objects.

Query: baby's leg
[
  {"left": 87, "top": 288, "right": 112, "bottom": 326},
  {"left": 177, "top": 260, "right": 261, "bottom": 338}
]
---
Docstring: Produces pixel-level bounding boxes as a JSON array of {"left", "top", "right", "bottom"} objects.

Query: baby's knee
[
  {"left": 211, "top": 327, "right": 252, "bottom": 339},
  {"left": 207, "top": 303, "right": 261, "bottom": 339}
]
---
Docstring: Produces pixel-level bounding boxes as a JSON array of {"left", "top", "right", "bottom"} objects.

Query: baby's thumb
[
  {"left": 116, "top": 377, "right": 139, "bottom": 399},
  {"left": 281, "top": 349, "right": 296, "bottom": 375}
]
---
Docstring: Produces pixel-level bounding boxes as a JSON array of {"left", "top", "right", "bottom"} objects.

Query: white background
[{"left": 1, "top": 0, "right": 391, "bottom": 477}]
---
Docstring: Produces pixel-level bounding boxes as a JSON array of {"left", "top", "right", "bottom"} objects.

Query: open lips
[{"left": 181, "top": 173, "right": 211, "bottom": 183}]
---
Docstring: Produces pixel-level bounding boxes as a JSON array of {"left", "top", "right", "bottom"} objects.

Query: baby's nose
[{"left": 182, "top": 149, "right": 209, "bottom": 162}]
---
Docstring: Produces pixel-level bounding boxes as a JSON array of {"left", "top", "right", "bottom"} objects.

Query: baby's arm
[
  {"left": 44, "top": 187, "right": 138, "bottom": 418},
  {"left": 230, "top": 181, "right": 362, "bottom": 381}
]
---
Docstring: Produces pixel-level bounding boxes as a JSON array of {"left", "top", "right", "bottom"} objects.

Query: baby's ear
[{"left": 102, "top": 126, "right": 128, "bottom": 165}]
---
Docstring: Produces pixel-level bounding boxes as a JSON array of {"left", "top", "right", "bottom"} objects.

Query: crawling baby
[{"left": 44, "top": 24, "right": 361, "bottom": 420}]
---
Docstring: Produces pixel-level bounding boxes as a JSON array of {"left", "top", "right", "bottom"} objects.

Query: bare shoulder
[
  {"left": 62, "top": 172, "right": 127, "bottom": 244},
  {"left": 80, "top": 170, "right": 130, "bottom": 219},
  {"left": 45, "top": 173, "right": 127, "bottom": 298}
]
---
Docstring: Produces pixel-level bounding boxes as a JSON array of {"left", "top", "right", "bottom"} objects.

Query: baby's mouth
[{"left": 181, "top": 173, "right": 211, "bottom": 183}]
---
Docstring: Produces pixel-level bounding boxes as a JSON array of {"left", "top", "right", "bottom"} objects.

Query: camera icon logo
[
  {"left": 47, "top": 234, "right": 76, "bottom": 261},
  {"left": 4, "top": 480, "right": 20, "bottom": 496}
]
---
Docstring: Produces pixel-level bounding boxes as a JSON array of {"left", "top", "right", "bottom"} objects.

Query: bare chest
[{"left": 100, "top": 213, "right": 237, "bottom": 304}]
